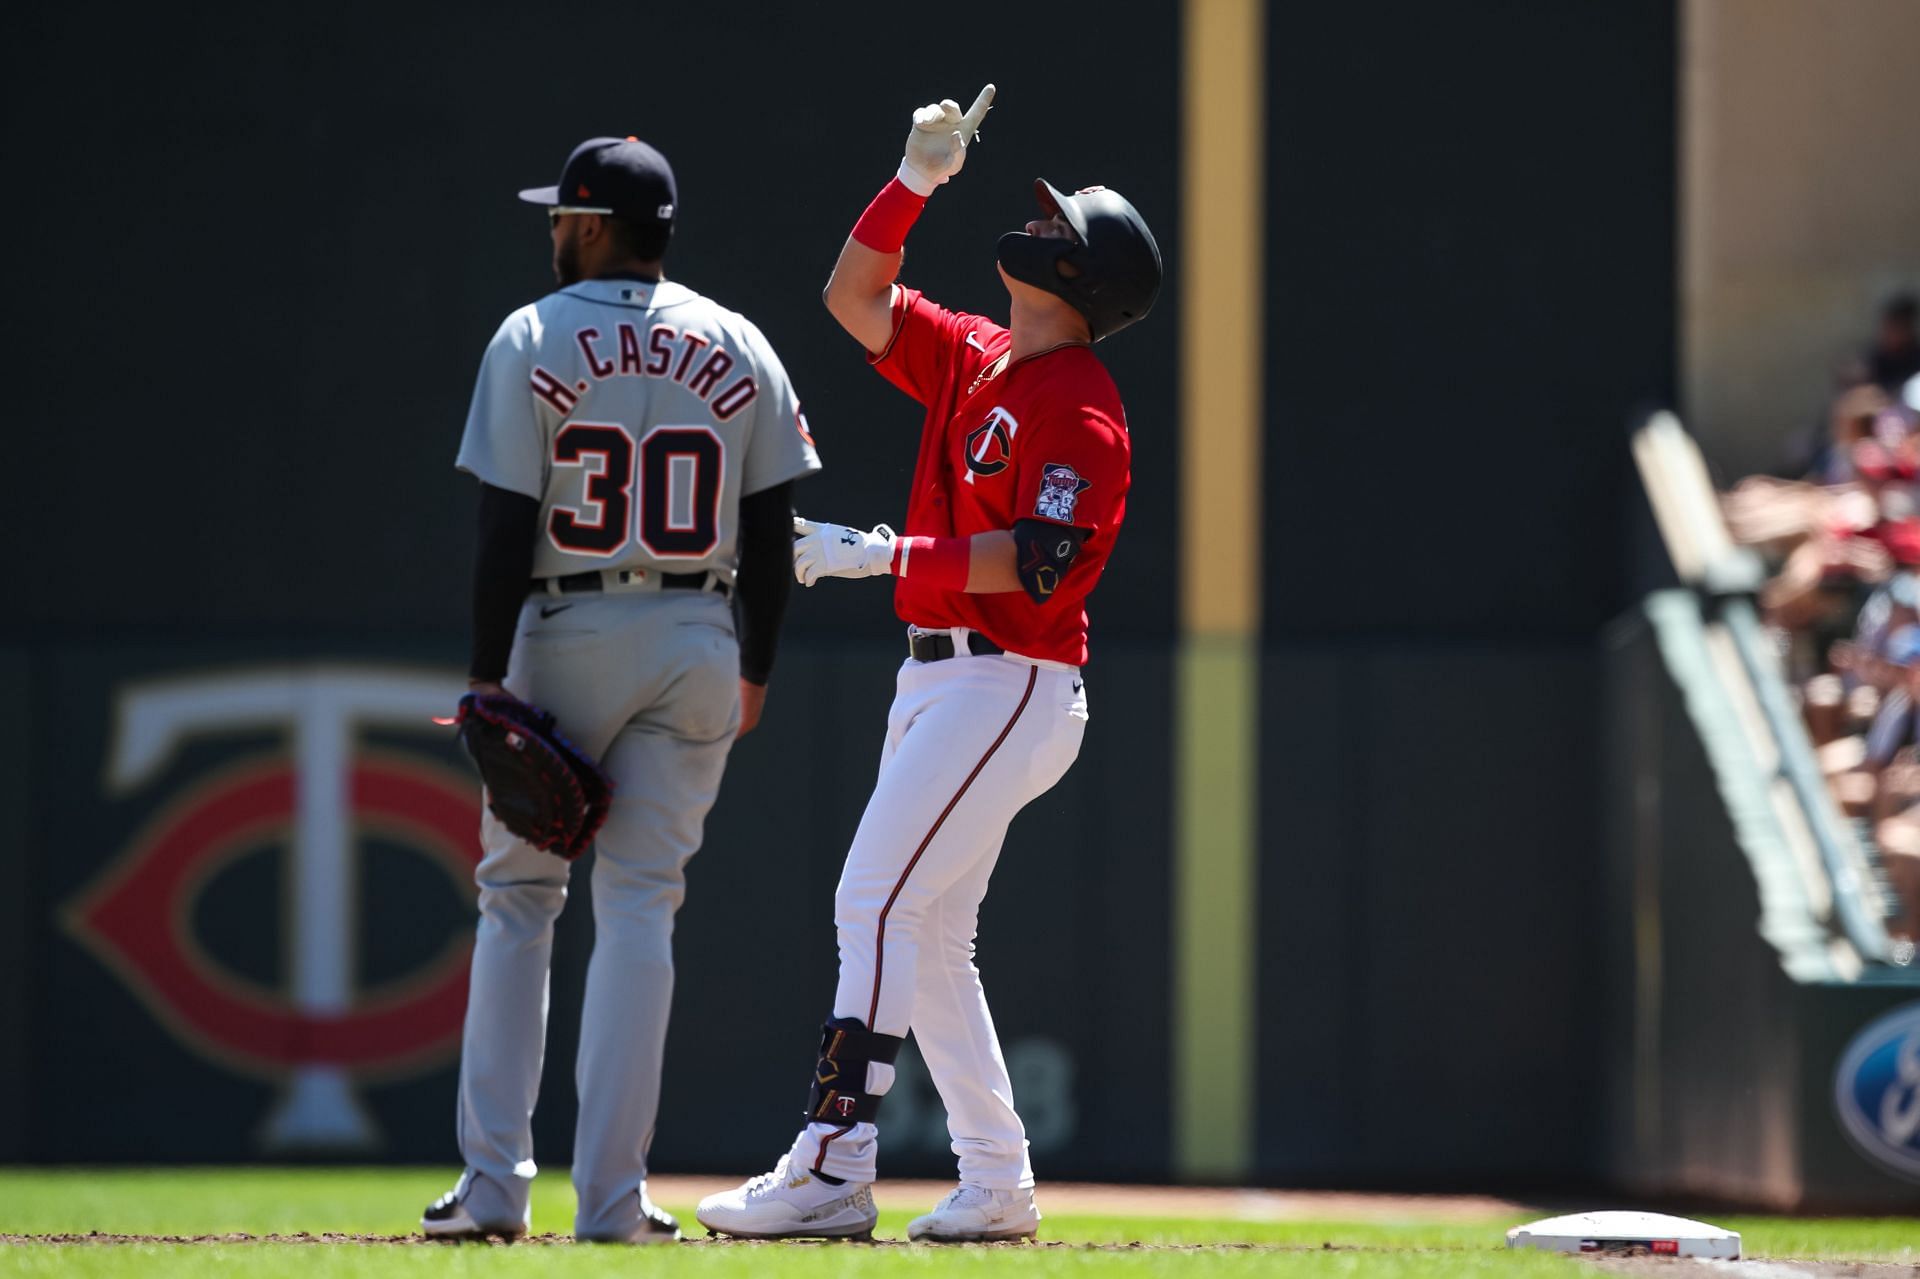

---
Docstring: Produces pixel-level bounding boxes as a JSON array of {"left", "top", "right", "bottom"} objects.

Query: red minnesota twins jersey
[{"left": 870, "top": 287, "right": 1131, "bottom": 666}]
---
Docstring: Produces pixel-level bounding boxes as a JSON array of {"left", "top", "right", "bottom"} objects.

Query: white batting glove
[
  {"left": 898, "top": 83, "right": 996, "bottom": 196},
  {"left": 793, "top": 516, "right": 897, "bottom": 586}
]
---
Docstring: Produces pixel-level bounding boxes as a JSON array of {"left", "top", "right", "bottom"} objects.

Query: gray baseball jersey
[
  {"left": 457, "top": 277, "right": 822, "bottom": 580},
  {"left": 445, "top": 274, "right": 818, "bottom": 1241}
]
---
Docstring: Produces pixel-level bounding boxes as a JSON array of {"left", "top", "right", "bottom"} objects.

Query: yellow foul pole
[{"left": 1174, "top": 0, "right": 1265, "bottom": 1181}]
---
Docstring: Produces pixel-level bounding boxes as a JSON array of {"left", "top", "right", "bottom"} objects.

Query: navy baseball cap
[{"left": 519, "top": 136, "right": 677, "bottom": 225}]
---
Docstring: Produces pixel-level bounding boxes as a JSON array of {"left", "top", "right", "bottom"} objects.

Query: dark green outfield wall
[
  {"left": 4, "top": 1, "right": 1690, "bottom": 1192},
  {"left": 1249, "top": 0, "right": 1675, "bottom": 1189}
]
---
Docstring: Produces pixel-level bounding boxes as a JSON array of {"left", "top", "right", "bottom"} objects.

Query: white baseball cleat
[
  {"left": 906, "top": 1184, "right": 1041, "bottom": 1242},
  {"left": 694, "top": 1153, "right": 878, "bottom": 1240},
  {"left": 420, "top": 1177, "right": 531, "bottom": 1241}
]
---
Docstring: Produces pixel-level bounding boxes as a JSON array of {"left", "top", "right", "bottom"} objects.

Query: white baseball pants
[{"left": 787, "top": 639, "right": 1087, "bottom": 1188}]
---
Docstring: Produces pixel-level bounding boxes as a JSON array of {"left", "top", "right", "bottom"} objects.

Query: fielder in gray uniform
[{"left": 423, "top": 135, "right": 821, "bottom": 1243}]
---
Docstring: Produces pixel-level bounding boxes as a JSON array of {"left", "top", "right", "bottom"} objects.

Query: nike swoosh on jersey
[
  {"left": 965, "top": 331, "right": 987, "bottom": 353},
  {"left": 539, "top": 604, "right": 574, "bottom": 619}
]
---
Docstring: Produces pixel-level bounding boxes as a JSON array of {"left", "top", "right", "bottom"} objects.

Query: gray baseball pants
[{"left": 452, "top": 587, "right": 739, "bottom": 1239}]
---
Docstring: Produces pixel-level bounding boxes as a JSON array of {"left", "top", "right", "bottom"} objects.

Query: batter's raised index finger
[{"left": 960, "top": 83, "right": 997, "bottom": 135}]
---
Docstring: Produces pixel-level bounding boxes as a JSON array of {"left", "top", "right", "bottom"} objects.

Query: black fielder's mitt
[{"left": 449, "top": 693, "right": 612, "bottom": 860}]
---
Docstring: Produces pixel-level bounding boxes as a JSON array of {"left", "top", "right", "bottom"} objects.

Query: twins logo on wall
[
  {"left": 63, "top": 667, "right": 480, "bottom": 1151},
  {"left": 1833, "top": 1001, "right": 1920, "bottom": 1182}
]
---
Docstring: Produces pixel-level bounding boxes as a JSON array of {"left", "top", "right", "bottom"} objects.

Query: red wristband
[
  {"left": 892, "top": 535, "right": 969, "bottom": 589},
  {"left": 850, "top": 178, "right": 929, "bottom": 254}
]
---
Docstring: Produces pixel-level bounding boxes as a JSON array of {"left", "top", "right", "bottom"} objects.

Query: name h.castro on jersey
[{"left": 456, "top": 278, "right": 821, "bottom": 583}]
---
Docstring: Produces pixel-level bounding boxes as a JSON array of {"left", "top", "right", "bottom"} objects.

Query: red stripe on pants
[{"left": 812, "top": 665, "right": 1040, "bottom": 1172}]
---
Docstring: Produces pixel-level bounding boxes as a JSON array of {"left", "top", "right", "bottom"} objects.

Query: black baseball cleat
[
  {"left": 641, "top": 1197, "right": 683, "bottom": 1242},
  {"left": 421, "top": 1183, "right": 531, "bottom": 1241}
]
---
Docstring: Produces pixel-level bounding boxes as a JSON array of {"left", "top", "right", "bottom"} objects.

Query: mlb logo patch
[{"left": 1034, "top": 463, "right": 1091, "bottom": 522}]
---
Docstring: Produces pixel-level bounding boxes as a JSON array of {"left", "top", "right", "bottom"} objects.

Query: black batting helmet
[{"left": 996, "top": 179, "right": 1162, "bottom": 340}]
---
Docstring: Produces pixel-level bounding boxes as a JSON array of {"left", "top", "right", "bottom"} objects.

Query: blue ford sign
[{"left": 1833, "top": 1002, "right": 1920, "bottom": 1182}]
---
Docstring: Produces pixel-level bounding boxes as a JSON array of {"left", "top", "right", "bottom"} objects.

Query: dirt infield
[
  {"left": 651, "top": 1176, "right": 1532, "bottom": 1222},
  {"left": 0, "top": 1234, "right": 1518, "bottom": 1255},
  {"left": 0, "top": 1180, "right": 1518, "bottom": 1248},
  {"left": 6, "top": 1183, "right": 1910, "bottom": 1273},
  {"left": 0, "top": 1234, "right": 1395, "bottom": 1249},
  {"left": 1590, "top": 1259, "right": 1919, "bottom": 1278},
  {"left": 0, "top": 1232, "right": 1500, "bottom": 1253},
  {"left": 9, "top": 1234, "right": 1918, "bottom": 1272},
  {"left": 0, "top": 1183, "right": 1531, "bottom": 1249}
]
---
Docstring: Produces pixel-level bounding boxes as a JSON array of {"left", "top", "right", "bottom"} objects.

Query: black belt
[
  {"left": 907, "top": 629, "right": 1004, "bottom": 662},
  {"left": 535, "top": 570, "right": 730, "bottom": 598}
]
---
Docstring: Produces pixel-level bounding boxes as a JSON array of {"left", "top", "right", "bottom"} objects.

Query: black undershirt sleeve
[
  {"left": 734, "top": 480, "right": 795, "bottom": 686},
  {"left": 470, "top": 482, "right": 542, "bottom": 683}
]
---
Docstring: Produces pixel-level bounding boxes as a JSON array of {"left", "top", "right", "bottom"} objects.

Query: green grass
[
  {"left": 0, "top": 1247, "right": 1591, "bottom": 1279},
  {"left": 0, "top": 1168, "right": 1914, "bottom": 1278},
  {"left": 1718, "top": 1215, "right": 1920, "bottom": 1262},
  {"left": 0, "top": 1167, "right": 1509, "bottom": 1247}
]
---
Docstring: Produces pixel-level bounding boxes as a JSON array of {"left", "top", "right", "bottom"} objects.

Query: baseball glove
[{"left": 450, "top": 692, "right": 612, "bottom": 860}]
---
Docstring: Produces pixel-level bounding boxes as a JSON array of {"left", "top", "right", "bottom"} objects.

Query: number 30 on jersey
[{"left": 548, "top": 422, "right": 723, "bottom": 558}]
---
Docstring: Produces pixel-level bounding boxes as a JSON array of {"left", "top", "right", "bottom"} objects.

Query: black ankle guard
[{"left": 805, "top": 1016, "right": 904, "bottom": 1125}]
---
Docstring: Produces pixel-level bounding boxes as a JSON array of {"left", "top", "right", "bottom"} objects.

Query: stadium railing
[{"left": 1631, "top": 411, "right": 1908, "bottom": 980}]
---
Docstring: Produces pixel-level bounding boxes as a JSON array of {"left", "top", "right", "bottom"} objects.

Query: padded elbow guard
[{"left": 1012, "top": 519, "right": 1089, "bottom": 603}]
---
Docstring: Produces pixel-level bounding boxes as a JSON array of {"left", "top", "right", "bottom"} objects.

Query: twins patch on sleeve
[{"left": 1034, "top": 464, "right": 1091, "bottom": 522}]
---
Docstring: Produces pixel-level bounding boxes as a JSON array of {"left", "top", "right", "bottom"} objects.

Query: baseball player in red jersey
[{"left": 697, "top": 84, "right": 1161, "bottom": 1243}]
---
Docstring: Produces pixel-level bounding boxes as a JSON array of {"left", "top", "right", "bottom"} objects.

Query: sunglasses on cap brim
[{"left": 548, "top": 206, "right": 614, "bottom": 225}]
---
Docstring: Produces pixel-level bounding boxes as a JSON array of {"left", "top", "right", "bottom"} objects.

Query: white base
[{"left": 1506, "top": 1211, "right": 1741, "bottom": 1259}]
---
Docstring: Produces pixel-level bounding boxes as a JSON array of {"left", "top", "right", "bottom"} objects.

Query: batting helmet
[{"left": 996, "top": 179, "right": 1162, "bottom": 341}]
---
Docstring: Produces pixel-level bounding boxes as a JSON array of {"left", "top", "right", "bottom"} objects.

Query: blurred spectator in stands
[
  {"left": 1864, "top": 624, "right": 1920, "bottom": 944},
  {"left": 1818, "top": 571, "right": 1918, "bottom": 793},
  {"left": 1810, "top": 673, "right": 1876, "bottom": 814},
  {"left": 1806, "top": 384, "right": 1894, "bottom": 485},
  {"left": 1757, "top": 528, "right": 1886, "bottom": 634},
  {"left": 1850, "top": 429, "right": 1920, "bottom": 533},
  {"left": 1721, "top": 472, "right": 1833, "bottom": 552},
  {"left": 1726, "top": 396, "right": 1903, "bottom": 554},
  {"left": 1751, "top": 457, "right": 1894, "bottom": 635},
  {"left": 1837, "top": 570, "right": 1920, "bottom": 691},
  {"left": 1751, "top": 414, "right": 1920, "bottom": 643},
  {"left": 1863, "top": 627, "right": 1920, "bottom": 772},
  {"left": 1720, "top": 298, "right": 1920, "bottom": 959},
  {"left": 1869, "top": 293, "right": 1920, "bottom": 395},
  {"left": 1780, "top": 291, "right": 1915, "bottom": 478}
]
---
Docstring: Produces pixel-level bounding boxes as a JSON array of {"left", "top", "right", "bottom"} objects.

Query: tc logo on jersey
[
  {"left": 63, "top": 667, "right": 481, "bottom": 1151},
  {"left": 1034, "top": 463, "right": 1092, "bottom": 522},
  {"left": 964, "top": 406, "right": 1020, "bottom": 484}
]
